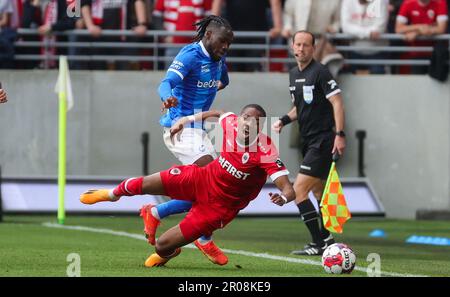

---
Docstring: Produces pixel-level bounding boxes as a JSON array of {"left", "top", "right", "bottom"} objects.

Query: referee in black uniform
[{"left": 273, "top": 31, "right": 346, "bottom": 256}]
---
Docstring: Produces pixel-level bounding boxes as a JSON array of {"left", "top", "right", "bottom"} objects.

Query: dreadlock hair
[{"left": 193, "top": 15, "right": 232, "bottom": 42}]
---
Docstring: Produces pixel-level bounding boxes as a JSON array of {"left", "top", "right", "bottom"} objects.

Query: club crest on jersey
[
  {"left": 302, "top": 85, "right": 314, "bottom": 104},
  {"left": 201, "top": 64, "right": 210, "bottom": 73},
  {"left": 275, "top": 158, "right": 285, "bottom": 168},
  {"left": 242, "top": 152, "right": 249, "bottom": 164},
  {"left": 170, "top": 168, "right": 181, "bottom": 175}
]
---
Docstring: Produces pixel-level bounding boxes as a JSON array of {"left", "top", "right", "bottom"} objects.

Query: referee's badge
[
  {"left": 242, "top": 152, "right": 249, "bottom": 164},
  {"left": 303, "top": 85, "right": 314, "bottom": 104}
]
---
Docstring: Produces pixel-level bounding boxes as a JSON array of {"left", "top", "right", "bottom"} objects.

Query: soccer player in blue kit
[{"left": 143, "top": 15, "right": 233, "bottom": 265}]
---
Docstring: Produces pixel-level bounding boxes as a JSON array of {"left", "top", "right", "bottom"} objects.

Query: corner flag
[
  {"left": 320, "top": 155, "right": 351, "bottom": 233},
  {"left": 55, "top": 56, "right": 74, "bottom": 111},
  {"left": 54, "top": 56, "right": 74, "bottom": 224}
]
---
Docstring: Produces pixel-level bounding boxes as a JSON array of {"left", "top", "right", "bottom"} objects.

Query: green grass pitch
[{"left": 0, "top": 215, "right": 449, "bottom": 277}]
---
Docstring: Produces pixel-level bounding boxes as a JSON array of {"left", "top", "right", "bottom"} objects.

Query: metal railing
[{"left": 12, "top": 29, "right": 450, "bottom": 71}]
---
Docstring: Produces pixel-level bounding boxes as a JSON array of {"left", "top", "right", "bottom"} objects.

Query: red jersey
[
  {"left": 397, "top": 0, "right": 448, "bottom": 57},
  {"left": 205, "top": 112, "right": 289, "bottom": 211},
  {"left": 397, "top": 0, "right": 448, "bottom": 26},
  {"left": 153, "top": 0, "right": 212, "bottom": 44}
]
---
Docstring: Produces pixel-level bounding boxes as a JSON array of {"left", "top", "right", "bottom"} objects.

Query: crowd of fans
[{"left": 0, "top": 0, "right": 448, "bottom": 74}]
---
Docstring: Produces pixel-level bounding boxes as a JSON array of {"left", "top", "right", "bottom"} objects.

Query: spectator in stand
[
  {"left": 0, "top": 0, "right": 17, "bottom": 68},
  {"left": 21, "top": 0, "right": 41, "bottom": 29},
  {"left": 16, "top": 0, "right": 41, "bottom": 69},
  {"left": 447, "top": 0, "right": 450, "bottom": 32},
  {"left": 388, "top": 0, "right": 405, "bottom": 32},
  {"left": 395, "top": 0, "right": 448, "bottom": 74},
  {"left": 282, "top": 0, "right": 343, "bottom": 78},
  {"left": 121, "top": 0, "right": 149, "bottom": 70},
  {"left": 153, "top": 0, "right": 217, "bottom": 69},
  {"left": 36, "top": 0, "right": 83, "bottom": 69},
  {"left": 282, "top": 0, "right": 341, "bottom": 38},
  {"left": 215, "top": 0, "right": 283, "bottom": 72},
  {"left": 11, "top": 0, "right": 21, "bottom": 29},
  {"left": 80, "top": 0, "right": 148, "bottom": 70},
  {"left": 38, "top": 0, "right": 82, "bottom": 36},
  {"left": 341, "top": 0, "right": 389, "bottom": 74}
]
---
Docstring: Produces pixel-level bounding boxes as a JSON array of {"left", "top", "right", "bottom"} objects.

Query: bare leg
[
  {"left": 141, "top": 172, "right": 167, "bottom": 196},
  {"left": 155, "top": 224, "right": 191, "bottom": 257},
  {"left": 80, "top": 173, "right": 167, "bottom": 205},
  {"left": 311, "top": 180, "right": 326, "bottom": 202},
  {"left": 293, "top": 173, "right": 322, "bottom": 204}
]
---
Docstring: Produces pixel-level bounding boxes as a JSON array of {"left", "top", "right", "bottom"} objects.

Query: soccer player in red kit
[{"left": 80, "top": 104, "right": 296, "bottom": 267}]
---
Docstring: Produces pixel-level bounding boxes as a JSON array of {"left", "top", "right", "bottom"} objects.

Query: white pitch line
[{"left": 42, "top": 222, "right": 427, "bottom": 277}]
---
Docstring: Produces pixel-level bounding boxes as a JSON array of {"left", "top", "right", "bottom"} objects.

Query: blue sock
[
  {"left": 156, "top": 200, "right": 192, "bottom": 219},
  {"left": 199, "top": 235, "right": 211, "bottom": 241}
]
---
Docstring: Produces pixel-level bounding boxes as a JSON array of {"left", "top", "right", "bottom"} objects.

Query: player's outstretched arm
[
  {"left": 169, "top": 110, "right": 225, "bottom": 140},
  {"left": 269, "top": 175, "right": 296, "bottom": 206}
]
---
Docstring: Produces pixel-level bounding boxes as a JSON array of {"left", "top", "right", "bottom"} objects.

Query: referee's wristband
[{"left": 279, "top": 115, "right": 292, "bottom": 126}]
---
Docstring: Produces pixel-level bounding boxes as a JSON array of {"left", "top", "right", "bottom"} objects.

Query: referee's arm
[
  {"left": 329, "top": 93, "right": 346, "bottom": 156},
  {"left": 272, "top": 106, "right": 297, "bottom": 133}
]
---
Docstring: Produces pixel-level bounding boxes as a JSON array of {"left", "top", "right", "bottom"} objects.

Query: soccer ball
[{"left": 321, "top": 243, "right": 356, "bottom": 274}]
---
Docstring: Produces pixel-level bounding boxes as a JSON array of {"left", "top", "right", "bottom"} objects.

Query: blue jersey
[{"left": 158, "top": 41, "right": 229, "bottom": 128}]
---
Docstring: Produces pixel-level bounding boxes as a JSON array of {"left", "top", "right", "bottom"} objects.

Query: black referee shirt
[{"left": 289, "top": 60, "right": 341, "bottom": 138}]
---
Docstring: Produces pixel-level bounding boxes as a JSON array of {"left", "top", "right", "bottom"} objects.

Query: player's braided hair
[{"left": 193, "top": 15, "right": 232, "bottom": 42}]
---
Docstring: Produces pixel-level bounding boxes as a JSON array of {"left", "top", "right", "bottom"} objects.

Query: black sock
[
  {"left": 297, "top": 200, "right": 324, "bottom": 246},
  {"left": 318, "top": 206, "right": 331, "bottom": 239}
]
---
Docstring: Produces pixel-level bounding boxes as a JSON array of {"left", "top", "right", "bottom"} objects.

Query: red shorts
[{"left": 160, "top": 164, "right": 239, "bottom": 241}]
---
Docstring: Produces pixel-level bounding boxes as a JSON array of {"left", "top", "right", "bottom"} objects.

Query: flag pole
[{"left": 57, "top": 56, "right": 68, "bottom": 225}]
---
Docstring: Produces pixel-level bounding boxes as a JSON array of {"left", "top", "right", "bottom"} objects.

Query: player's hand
[
  {"left": 161, "top": 96, "right": 178, "bottom": 112},
  {"left": 217, "top": 81, "right": 225, "bottom": 91},
  {"left": 0, "top": 89, "right": 7, "bottom": 104},
  {"left": 269, "top": 192, "right": 287, "bottom": 206},
  {"left": 169, "top": 118, "right": 186, "bottom": 143},
  {"left": 272, "top": 120, "right": 283, "bottom": 133},
  {"left": 332, "top": 135, "right": 346, "bottom": 156}
]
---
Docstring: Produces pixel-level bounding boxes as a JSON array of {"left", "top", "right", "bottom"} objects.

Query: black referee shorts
[{"left": 299, "top": 131, "right": 334, "bottom": 180}]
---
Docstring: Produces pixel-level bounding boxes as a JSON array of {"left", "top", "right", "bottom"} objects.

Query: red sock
[{"left": 112, "top": 177, "right": 144, "bottom": 197}]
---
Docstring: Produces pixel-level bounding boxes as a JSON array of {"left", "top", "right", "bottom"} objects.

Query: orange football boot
[
  {"left": 194, "top": 240, "right": 228, "bottom": 265},
  {"left": 80, "top": 189, "right": 118, "bottom": 205},
  {"left": 140, "top": 204, "right": 161, "bottom": 245},
  {"left": 144, "top": 248, "right": 181, "bottom": 267}
]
